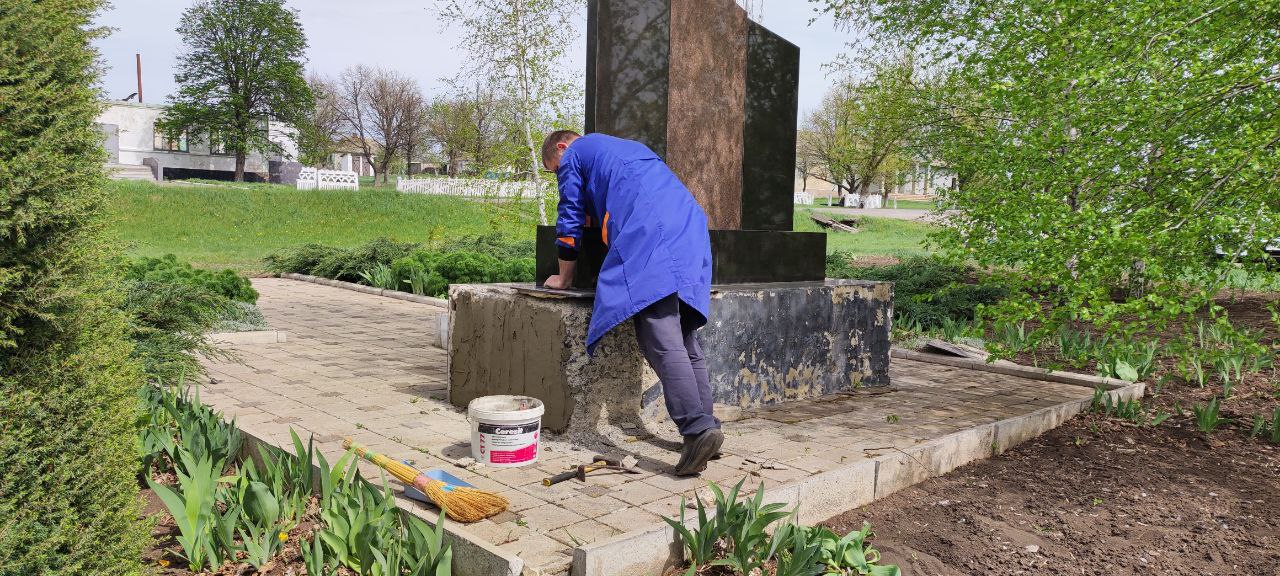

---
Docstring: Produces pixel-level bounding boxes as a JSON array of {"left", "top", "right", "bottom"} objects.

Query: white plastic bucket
[{"left": 467, "top": 395, "right": 545, "bottom": 468}]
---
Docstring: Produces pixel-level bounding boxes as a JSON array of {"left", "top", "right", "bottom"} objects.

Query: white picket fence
[
  {"left": 396, "top": 176, "right": 542, "bottom": 199},
  {"left": 793, "top": 191, "right": 815, "bottom": 205},
  {"left": 297, "top": 168, "right": 359, "bottom": 191}
]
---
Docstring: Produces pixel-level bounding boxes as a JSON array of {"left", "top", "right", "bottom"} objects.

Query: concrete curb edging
[
  {"left": 280, "top": 273, "right": 449, "bottom": 309},
  {"left": 208, "top": 330, "right": 288, "bottom": 345},
  {"left": 572, "top": 369, "right": 1146, "bottom": 576},
  {"left": 891, "top": 347, "right": 1132, "bottom": 390},
  {"left": 234, "top": 429, "right": 524, "bottom": 576}
]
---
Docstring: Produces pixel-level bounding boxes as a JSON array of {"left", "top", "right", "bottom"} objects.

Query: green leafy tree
[
  {"left": 428, "top": 83, "right": 508, "bottom": 177},
  {"left": 438, "top": 0, "right": 585, "bottom": 224},
  {"left": 804, "top": 53, "right": 922, "bottom": 204},
  {"left": 428, "top": 93, "right": 480, "bottom": 177},
  {"left": 816, "top": 0, "right": 1280, "bottom": 349},
  {"left": 296, "top": 73, "right": 345, "bottom": 168},
  {"left": 0, "top": 1, "right": 147, "bottom": 573},
  {"left": 161, "top": 0, "right": 311, "bottom": 181}
]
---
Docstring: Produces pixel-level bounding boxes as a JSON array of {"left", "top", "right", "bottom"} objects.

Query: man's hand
[
  {"left": 543, "top": 258, "right": 578, "bottom": 290},
  {"left": 543, "top": 274, "right": 572, "bottom": 290}
]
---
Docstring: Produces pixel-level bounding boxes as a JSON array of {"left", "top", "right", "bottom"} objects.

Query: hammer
[{"left": 542, "top": 456, "right": 640, "bottom": 486}]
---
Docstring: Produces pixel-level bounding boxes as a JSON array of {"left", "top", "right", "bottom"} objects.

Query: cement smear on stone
[
  {"left": 449, "top": 281, "right": 894, "bottom": 463},
  {"left": 449, "top": 285, "right": 680, "bottom": 459}
]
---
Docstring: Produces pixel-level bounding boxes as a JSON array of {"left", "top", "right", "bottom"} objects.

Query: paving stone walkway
[{"left": 201, "top": 278, "right": 1098, "bottom": 575}]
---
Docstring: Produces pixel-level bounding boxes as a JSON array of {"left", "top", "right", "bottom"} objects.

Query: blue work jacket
[{"left": 554, "top": 133, "right": 712, "bottom": 353}]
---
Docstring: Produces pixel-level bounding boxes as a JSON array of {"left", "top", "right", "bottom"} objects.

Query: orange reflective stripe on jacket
[
  {"left": 558, "top": 236, "right": 575, "bottom": 247},
  {"left": 602, "top": 212, "right": 611, "bottom": 245}
]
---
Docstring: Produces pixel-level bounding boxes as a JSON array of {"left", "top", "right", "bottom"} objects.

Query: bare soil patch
[{"left": 823, "top": 415, "right": 1280, "bottom": 575}]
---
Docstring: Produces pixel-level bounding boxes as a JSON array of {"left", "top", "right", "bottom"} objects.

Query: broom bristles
[{"left": 343, "top": 438, "right": 509, "bottom": 523}]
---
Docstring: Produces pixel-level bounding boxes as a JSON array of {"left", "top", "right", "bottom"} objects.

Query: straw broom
[{"left": 343, "top": 438, "right": 508, "bottom": 523}]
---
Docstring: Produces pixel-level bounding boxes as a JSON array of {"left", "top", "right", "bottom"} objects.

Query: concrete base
[{"left": 447, "top": 280, "right": 892, "bottom": 433}]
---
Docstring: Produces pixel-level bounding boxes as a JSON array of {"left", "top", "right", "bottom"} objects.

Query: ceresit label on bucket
[{"left": 476, "top": 421, "right": 539, "bottom": 465}]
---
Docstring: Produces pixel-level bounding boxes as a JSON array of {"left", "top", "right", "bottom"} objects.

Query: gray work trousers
[{"left": 633, "top": 294, "right": 720, "bottom": 437}]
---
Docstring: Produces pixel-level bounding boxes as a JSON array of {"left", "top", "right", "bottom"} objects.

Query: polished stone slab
[
  {"left": 741, "top": 21, "right": 800, "bottom": 231},
  {"left": 585, "top": 0, "right": 670, "bottom": 158},
  {"left": 666, "top": 0, "right": 747, "bottom": 229},
  {"left": 584, "top": 0, "right": 801, "bottom": 231}
]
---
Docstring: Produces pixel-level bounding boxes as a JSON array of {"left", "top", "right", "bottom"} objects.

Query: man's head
[{"left": 541, "top": 130, "right": 581, "bottom": 172}]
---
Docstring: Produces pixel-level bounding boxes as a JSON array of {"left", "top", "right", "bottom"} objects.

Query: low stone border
[
  {"left": 208, "top": 330, "right": 288, "bottom": 345},
  {"left": 572, "top": 360, "right": 1146, "bottom": 576},
  {"left": 891, "top": 347, "right": 1131, "bottom": 390},
  {"left": 279, "top": 273, "right": 449, "bottom": 308},
  {"left": 234, "top": 424, "right": 524, "bottom": 576}
]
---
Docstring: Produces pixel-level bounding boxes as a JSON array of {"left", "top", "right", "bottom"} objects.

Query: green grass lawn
[
  {"left": 794, "top": 207, "right": 934, "bottom": 258},
  {"left": 106, "top": 179, "right": 537, "bottom": 272},
  {"left": 107, "top": 179, "right": 932, "bottom": 272},
  {"left": 884, "top": 199, "right": 938, "bottom": 211}
]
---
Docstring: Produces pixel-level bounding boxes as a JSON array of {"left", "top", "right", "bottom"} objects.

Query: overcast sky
[{"left": 93, "top": 1, "right": 855, "bottom": 120}]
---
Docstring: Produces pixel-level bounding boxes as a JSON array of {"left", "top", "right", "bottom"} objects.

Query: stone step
[{"left": 105, "top": 163, "right": 155, "bottom": 181}]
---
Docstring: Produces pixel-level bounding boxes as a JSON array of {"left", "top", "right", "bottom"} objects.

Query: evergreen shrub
[{"left": 0, "top": 2, "right": 149, "bottom": 572}]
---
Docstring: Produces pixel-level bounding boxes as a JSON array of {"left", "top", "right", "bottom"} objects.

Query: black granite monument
[
  {"left": 451, "top": 0, "right": 891, "bottom": 434},
  {"left": 535, "top": 0, "right": 827, "bottom": 286}
]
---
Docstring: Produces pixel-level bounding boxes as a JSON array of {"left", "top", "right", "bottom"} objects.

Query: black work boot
[
  {"left": 674, "top": 428, "right": 724, "bottom": 476},
  {"left": 674, "top": 435, "right": 696, "bottom": 473}
]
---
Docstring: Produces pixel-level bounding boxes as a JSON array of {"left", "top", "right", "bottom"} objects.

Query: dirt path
[{"left": 823, "top": 415, "right": 1280, "bottom": 575}]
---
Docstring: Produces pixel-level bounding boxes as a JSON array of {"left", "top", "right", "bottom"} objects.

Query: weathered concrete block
[
  {"left": 993, "top": 403, "right": 1074, "bottom": 455},
  {"left": 795, "top": 460, "right": 877, "bottom": 525},
  {"left": 872, "top": 443, "right": 934, "bottom": 499},
  {"left": 447, "top": 280, "right": 892, "bottom": 434},
  {"left": 572, "top": 520, "right": 683, "bottom": 576},
  {"left": 925, "top": 424, "right": 995, "bottom": 476}
]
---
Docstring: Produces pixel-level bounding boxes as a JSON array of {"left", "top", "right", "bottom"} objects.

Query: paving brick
[
  {"left": 558, "top": 494, "right": 629, "bottom": 518},
  {"left": 496, "top": 531, "right": 569, "bottom": 570},
  {"left": 548, "top": 519, "right": 622, "bottom": 547},
  {"left": 596, "top": 506, "right": 661, "bottom": 532},
  {"left": 611, "top": 480, "right": 675, "bottom": 507},
  {"left": 516, "top": 503, "right": 587, "bottom": 533},
  {"left": 639, "top": 494, "right": 686, "bottom": 520}
]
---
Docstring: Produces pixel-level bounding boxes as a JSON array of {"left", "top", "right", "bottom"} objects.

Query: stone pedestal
[{"left": 447, "top": 281, "right": 892, "bottom": 434}]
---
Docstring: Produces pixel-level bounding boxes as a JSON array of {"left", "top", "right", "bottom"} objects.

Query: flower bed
[
  {"left": 139, "top": 383, "right": 452, "bottom": 575},
  {"left": 666, "top": 480, "right": 900, "bottom": 576}
]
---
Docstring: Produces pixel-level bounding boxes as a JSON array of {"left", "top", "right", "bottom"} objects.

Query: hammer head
[
  {"left": 590, "top": 455, "right": 623, "bottom": 467},
  {"left": 591, "top": 454, "right": 641, "bottom": 473}
]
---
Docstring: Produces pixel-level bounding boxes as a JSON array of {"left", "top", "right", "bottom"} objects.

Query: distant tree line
[
  {"left": 798, "top": 52, "right": 937, "bottom": 205},
  {"left": 159, "top": 0, "right": 583, "bottom": 206}
]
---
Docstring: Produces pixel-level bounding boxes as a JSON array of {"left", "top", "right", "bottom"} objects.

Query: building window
[
  {"left": 209, "top": 133, "right": 230, "bottom": 155},
  {"left": 153, "top": 123, "right": 188, "bottom": 152}
]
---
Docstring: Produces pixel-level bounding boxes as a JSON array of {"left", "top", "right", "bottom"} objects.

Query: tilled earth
[{"left": 823, "top": 415, "right": 1280, "bottom": 576}]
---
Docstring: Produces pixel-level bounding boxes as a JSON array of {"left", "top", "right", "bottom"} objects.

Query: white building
[
  {"left": 96, "top": 101, "right": 298, "bottom": 182},
  {"left": 888, "top": 161, "right": 956, "bottom": 197},
  {"left": 327, "top": 137, "right": 379, "bottom": 177}
]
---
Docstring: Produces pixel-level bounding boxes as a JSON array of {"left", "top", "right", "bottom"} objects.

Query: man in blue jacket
[{"left": 541, "top": 130, "right": 722, "bottom": 476}]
